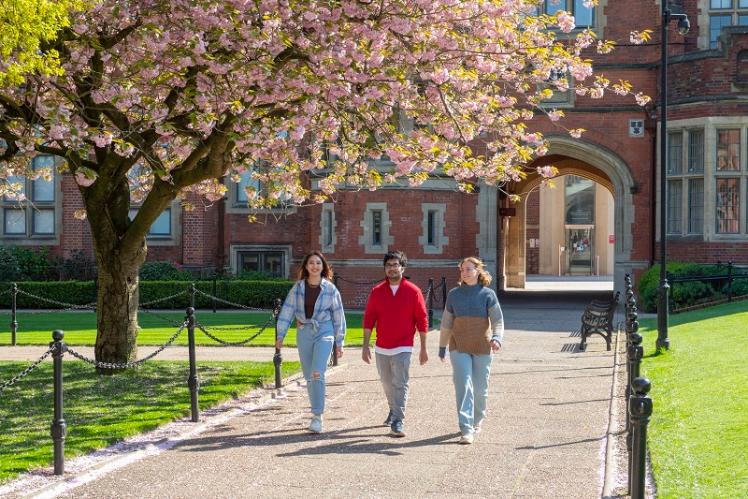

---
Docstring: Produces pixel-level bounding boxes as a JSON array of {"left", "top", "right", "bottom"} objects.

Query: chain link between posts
[
  {"left": 195, "top": 315, "right": 274, "bottom": 346},
  {"left": 65, "top": 322, "right": 187, "bottom": 370},
  {"left": 0, "top": 348, "right": 54, "bottom": 395},
  {"left": 192, "top": 288, "right": 269, "bottom": 311}
]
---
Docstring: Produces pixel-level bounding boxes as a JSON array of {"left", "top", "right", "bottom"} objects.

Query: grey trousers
[{"left": 375, "top": 351, "right": 412, "bottom": 422}]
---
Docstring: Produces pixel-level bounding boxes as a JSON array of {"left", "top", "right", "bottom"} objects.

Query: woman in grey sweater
[{"left": 438, "top": 256, "right": 504, "bottom": 444}]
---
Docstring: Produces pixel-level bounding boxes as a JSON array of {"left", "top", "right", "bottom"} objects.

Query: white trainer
[
  {"left": 459, "top": 433, "right": 474, "bottom": 445},
  {"left": 308, "top": 415, "right": 323, "bottom": 433}
]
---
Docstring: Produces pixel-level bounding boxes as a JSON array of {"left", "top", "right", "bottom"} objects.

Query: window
[
  {"left": 128, "top": 208, "right": 172, "bottom": 236},
  {"left": 716, "top": 178, "right": 740, "bottom": 233},
  {"left": 665, "top": 129, "right": 705, "bottom": 236},
  {"left": 235, "top": 170, "right": 261, "bottom": 204},
  {"left": 688, "top": 179, "right": 705, "bottom": 234},
  {"left": 238, "top": 250, "right": 285, "bottom": 277},
  {"left": 358, "top": 202, "right": 393, "bottom": 253},
  {"left": 1, "top": 155, "right": 57, "bottom": 238},
  {"left": 127, "top": 165, "right": 176, "bottom": 239},
  {"left": 226, "top": 168, "right": 294, "bottom": 214},
  {"left": 371, "top": 210, "right": 382, "bottom": 246},
  {"left": 419, "top": 203, "right": 449, "bottom": 254},
  {"left": 688, "top": 129, "right": 704, "bottom": 173},
  {"left": 427, "top": 210, "right": 436, "bottom": 245},
  {"left": 708, "top": 1, "right": 748, "bottom": 48},
  {"left": 717, "top": 129, "right": 740, "bottom": 171},
  {"left": 564, "top": 176, "right": 595, "bottom": 224},
  {"left": 668, "top": 132, "right": 683, "bottom": 174},
  {"left": 543, "top": 0, "right": 594, "bottom": 28},
  {"left": 667, "top": 180, "right": 683, "bottom": 234},
  {"left": 319, "top": 203, "right": 336, "bottom": 253}
]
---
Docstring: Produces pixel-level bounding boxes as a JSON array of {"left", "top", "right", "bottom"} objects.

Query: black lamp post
[{"left": 657, "top": 3, "right": 690, "bottom": 351}]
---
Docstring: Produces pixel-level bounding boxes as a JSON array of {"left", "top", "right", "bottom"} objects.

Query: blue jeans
[
  {"left": 375, "top": 352, "right": 411, "bottom": 422},
  {"left": 296, "top": 321, "right": 335, "bottom": 415},
  {"left": 450, "top": 350, "right": 492, "bottom": 434}
]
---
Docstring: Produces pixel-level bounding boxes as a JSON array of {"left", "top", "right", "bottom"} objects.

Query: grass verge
[
  {"left": 0, "top": 360, "right": 301, "bottom": 483},
  {"left": 638, "top": 301, "right": 748, "bottom": 498}
]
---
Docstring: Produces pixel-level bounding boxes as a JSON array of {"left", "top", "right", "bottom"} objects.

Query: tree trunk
[{"left": 93, "top": 243, "right": 146, "bottom": 370}]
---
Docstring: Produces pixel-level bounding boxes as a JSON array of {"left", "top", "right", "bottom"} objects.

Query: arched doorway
[
  {"left": 499, "top": 136, "right": 639, "bottom": 293},
  {"left": 524, "top": 174, "right": 615, "bottom": 288}
]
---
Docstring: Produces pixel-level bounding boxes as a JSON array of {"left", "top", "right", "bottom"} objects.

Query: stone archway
[{"left": 499, "top": 136, "right": 638, "bottom": 293}]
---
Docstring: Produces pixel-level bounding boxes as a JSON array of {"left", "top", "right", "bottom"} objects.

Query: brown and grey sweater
[{"left": 439, "top": 284, "right": 504, "bottom": 356}]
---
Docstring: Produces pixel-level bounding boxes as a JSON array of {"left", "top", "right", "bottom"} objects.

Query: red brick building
[{"left": 3, "top": 1, "right": 748, "bottom": 303}]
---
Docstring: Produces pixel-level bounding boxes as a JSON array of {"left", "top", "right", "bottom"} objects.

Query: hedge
[
  {"left": 0, "top": 280, "right": 294, "bottom": 310},
  {"left": 637, "top": 262, "right": 730, "bottom": 312}
]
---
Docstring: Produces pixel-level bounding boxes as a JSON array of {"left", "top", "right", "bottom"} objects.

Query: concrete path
[{"left": 0, "top": 294, "right": 621, "bottom": 498}]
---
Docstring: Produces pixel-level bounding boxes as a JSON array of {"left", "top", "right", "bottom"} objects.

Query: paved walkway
[{"left": 0, "top": 294, "right": 622, "bottom": 498}]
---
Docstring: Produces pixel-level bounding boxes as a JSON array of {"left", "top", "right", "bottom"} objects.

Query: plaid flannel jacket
[{"left": 276, "top": 278, "right": 346, "bottom": 347}]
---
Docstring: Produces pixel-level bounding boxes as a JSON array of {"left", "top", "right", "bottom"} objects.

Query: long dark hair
[{"left": 297, "top": 251, "right": 333, "bottom": 281}]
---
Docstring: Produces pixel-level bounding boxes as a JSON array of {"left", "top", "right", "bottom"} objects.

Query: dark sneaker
[
  {"left": 390, "top": 419, "right": 405, "bottom": 437},
  {"left": 383, "top": 410, "right": 394, "bottom": 426}
]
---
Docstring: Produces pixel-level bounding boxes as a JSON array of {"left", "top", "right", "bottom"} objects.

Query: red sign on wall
[{"left": 608, "top": 234, "right": 615, "bottom": 244}]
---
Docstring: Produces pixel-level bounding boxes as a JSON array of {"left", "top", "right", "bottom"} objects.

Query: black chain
[
  {"left": 192, "top": 288, "right": 268, "bottom": 311},
  {"left": 65, "top": 322, "right": 187, "bottom": 370},
  {"left": 195, "top": 317, "right": 273, "bottom": 346},
  {"left": 139, "top": 290, "right": 188, "bottom": 307},
  {"left": 139, "top": 307, "right": 186, "bottom": 327},
  {"left": 336, "top": 276, "right": 383, "bottom": 286},
  {"left": 0, "top": 348, "right": 54, "bottom": 395},
  {"left": 16, "top": 288, "right": 96, "bottom": 311}
]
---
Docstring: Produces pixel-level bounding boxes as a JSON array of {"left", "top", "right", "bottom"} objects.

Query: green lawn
[
  {"left": 0, "top": 360, "right": 301, "bottom": 483},
  {"left": 638, "top": 301, "right": 748, "bottom": 498},
  {"left": 0, "top": 310, "right": 369, "bottom": 346}
]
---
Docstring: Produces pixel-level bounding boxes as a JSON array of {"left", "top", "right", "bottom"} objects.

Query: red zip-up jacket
[{"left": 363, "top": 279, "right": 429, "bottom": 349}]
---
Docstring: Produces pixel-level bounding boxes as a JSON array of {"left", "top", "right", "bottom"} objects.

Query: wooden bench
[{"left": 579, "top": 291, "right": 620, "bottom": 351}]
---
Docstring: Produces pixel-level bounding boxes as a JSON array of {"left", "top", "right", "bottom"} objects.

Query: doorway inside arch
[{"left": 524, "top": 174, "right": 614, "bottom": 290}]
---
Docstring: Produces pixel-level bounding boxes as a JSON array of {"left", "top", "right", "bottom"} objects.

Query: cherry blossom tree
[{"left": 0, "top": 0, "right": 649, "bottom": 364}]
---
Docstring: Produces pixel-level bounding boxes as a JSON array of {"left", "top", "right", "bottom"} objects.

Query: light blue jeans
[
  {"left": 296, "top": 321, "right": 335, "bottom": 416},
  {"left": 375, "top": 352, "right": 411, "bottom": 422},
  {"left": 450, "top": 350, "right": 492, "bottom": 435}
]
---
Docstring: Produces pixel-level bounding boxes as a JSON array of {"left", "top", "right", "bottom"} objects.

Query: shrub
[
  {"left": 140, "top": 261, "right": 191, "bottom": 281},
  {"left": 638, "top": 262, "right": 727, "bottom": 312},
  {"left": 57, "top": 250, "right": 97, "bottom": 281},
  {"left": 0, "top": 247, "right": 58, "bottom": 281}
]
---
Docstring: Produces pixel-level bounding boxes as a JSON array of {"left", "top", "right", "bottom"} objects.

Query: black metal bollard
[
  {"left": 272, "top": 298, "right": 283, "bottom": 389},
  {"left": 629, "top": 377, "right": 653, "bottom": 499},
  {"left": 11, "top": 283, "right": 18, "bottom": 346},
  {"left": 626, "top": 332, "right": 643, "bottom": 450},
  {"left": 185, "top": 307, "right": 199, "bottom": 422},
  {"left": 427, "top": 278, "right": 434, "bottom": 329},
  {"left": 50, "top": 330, "right": 67, "bottom": 475},
  {"left": 441, "top": 276, "right": 447, "bottom": 305},
  {"left": 727, "top": 261, "right": 733, "bottom": 303}
]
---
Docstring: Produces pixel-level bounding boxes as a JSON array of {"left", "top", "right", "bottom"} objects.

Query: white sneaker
[
  {"left": 474, "top": 420, "right": 484, "bottom": 434},
  {"left": 459, "top": 433, "right": 474, "bottom": 445},
  {"left": 308, "top": 415, "right": 323, "bottom": 433}
]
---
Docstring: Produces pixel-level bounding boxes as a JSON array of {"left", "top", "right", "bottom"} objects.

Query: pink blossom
[{"left": 557, "top": 12, "right": 576, "bottom": 33}]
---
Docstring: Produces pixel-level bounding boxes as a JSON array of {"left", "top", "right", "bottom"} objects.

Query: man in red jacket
[{"left": 362, "top": 250, "right": 429, "bottom": 437}]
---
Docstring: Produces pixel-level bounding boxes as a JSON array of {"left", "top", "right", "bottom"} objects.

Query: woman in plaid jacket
[{"left": 275, "top": 251, "right": 346, "bottom": 433}]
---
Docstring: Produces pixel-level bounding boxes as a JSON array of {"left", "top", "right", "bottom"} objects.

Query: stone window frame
[
  {"left": 662, "top": 117, "right": 748, "bottom": 240},
  {"left": 319, "top": 203, "right": 337, "bottom": 253},
  {"left": 224, "top": 169, "right": 297, "bottom": 216},
  {"left": 0, "top": 154, "right": 62, "bottom": 246},
  {"left": 229, "top": 244, "right": 292, "bottom": 278},
  {"left": 358, "top": 202, "right": 394, "bottom": 254},
  {"left": 418, "top": 203, "right": 449, "bottom": 254}
]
